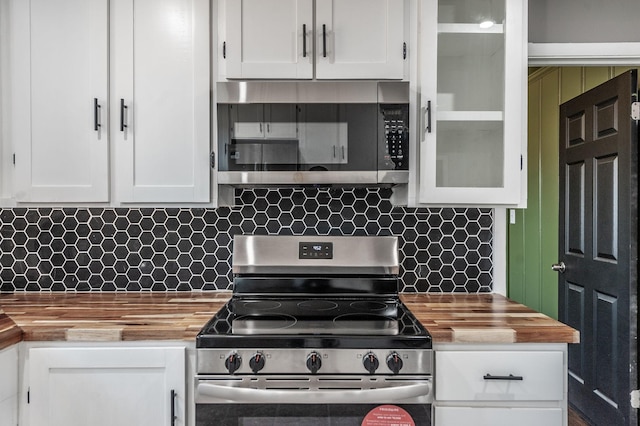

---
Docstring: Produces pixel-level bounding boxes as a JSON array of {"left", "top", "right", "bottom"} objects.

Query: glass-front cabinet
[{"left": 416, "top": 0, "right": 526, "bottom": 205}]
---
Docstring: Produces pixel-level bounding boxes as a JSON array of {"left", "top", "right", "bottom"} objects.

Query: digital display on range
[{"left": 299, "top": 242, "right": 333, "bottom": 259}]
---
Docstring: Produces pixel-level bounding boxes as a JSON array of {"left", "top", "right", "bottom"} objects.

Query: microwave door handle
[{"left": 196, "top": 382, "right": 430, "bottom": 404}]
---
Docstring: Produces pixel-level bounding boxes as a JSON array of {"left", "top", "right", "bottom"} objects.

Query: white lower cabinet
[
  {"left": 0, "top": 345, "right": 18, "bottom": 426},
  {"left": 27, "top": 346, "right": 185, "bottom": 426},
  {"left": 434, "top": 344, "right": 568, "bottom": 426},
  {"left": 435, "top": 407, "right": 562, "bottom": 426}
]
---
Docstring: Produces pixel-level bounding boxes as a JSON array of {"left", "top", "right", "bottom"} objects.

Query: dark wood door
[{"left": 558, "top": 70, "right": 638, "bottom": 425}]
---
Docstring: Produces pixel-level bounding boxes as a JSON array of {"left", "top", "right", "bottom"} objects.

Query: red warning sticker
[{"left": 361, "top": 405, "right": 416, "bottom": 426}]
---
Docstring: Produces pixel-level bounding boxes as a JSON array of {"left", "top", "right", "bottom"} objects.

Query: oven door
[{"left": 195, "top": 376, "right": 432, "bottom": 426}]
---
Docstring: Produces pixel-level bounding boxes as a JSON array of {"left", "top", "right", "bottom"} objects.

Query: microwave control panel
[{"left": 380, "top": 104, "right": 409, "bottom": 170}]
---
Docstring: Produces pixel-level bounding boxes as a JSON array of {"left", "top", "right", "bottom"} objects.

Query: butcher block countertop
[
  {"left": 0, "top": 292, "right": 578, "bottom": 350},
  {"left": 401, "top": 293, "right": 580, "bottom": 344}
]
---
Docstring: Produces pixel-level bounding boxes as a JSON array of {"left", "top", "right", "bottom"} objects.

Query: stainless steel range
[{"left": 195, "top": 235, "right": 433, "bottom": 426}]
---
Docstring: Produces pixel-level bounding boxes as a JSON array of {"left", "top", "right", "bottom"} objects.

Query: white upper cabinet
[
  {"left": 11, "top": 0, "right": 110, "bottom": 203},
  {"left": 112, "top": 0, "right": 211, "bottom": 203},
  {"left": 315, "top": 0, "right": 405, "bottom": 79},
  {"left": 415, "top": 0, "right": 526, "bottom": 206},
  {"left": 225, "top": 0, "right": 314, "bottom": 79},
  {"left": 220, "top": 0, "right": 406, "bottom": 80},
  {"left": 9, "top": 0, "right": 211, "bottom": 205}
]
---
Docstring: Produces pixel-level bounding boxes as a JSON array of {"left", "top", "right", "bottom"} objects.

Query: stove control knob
[
  {"left": 225, "top": 353, "right": 242, "bottom": 374},
  {"left": 249, "top": 352, "right": 266, "bottom": 373},
  {"left": 363, "top": 352, "right": 380, "bottom": 374},
  {"left": 306, "top": 352, "right": 322, "bottom": 374},
  {"left": 386, "top": 352, "right": 404, "bottom": 374}
]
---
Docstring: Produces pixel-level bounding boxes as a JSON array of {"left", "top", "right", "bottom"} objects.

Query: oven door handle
[{"left": 196, "top": 382, "right": 431, "bottom": 404}]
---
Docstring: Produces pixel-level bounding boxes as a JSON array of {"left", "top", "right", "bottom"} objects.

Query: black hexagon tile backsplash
[{"left": 0, "top": 188, "right": 493, "bottom": 292}]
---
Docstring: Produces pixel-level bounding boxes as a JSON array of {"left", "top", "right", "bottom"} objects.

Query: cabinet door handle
[
  {"left": 302, "top": 24, "right": 307, "bottom": 57},
  {"left": 120, "top": 99, "right": 128, "bottom": 132},
  {"left": 171, "top": 389, "right": 177, "bottom": 426},
  {"left": 425, "top": 100, "right": 432, "bottom": 134},
  {"left": 322, "top": 24, "right": 327, "bottom": 58},
  {"left": 483, "top": 374, "right": 523, "bottom": 381},
  {"left": 94, "top": 98, "right": 101, "bottom": 131},
  {"left": 341, "top": 146, "right": 345, "bottom": 160}
]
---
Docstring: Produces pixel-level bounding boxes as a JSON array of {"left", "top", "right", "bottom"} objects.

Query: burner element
[
  {"left": 350, "top": 301, "right": 391, "bottom": 311},
  {"left": 240, "top": 300, "right": 282, "bottom": 311},
  {"left": 298, "top": 300, "right": 339, "bottom": 311},
  {"left": 334, "top": 313, "right": 394, "bottom": 322},
  {"left": 232, "top": 314, "right": 297, "bottom": 334}
]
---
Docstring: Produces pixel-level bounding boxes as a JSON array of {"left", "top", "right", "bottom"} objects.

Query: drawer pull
[{"left": 483, "top": 374, "right": 523, "bottom": 381}]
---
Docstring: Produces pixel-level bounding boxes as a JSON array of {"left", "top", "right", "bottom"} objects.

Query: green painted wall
[{"left": 507, "top": 66, "right": 634, "bottom": 319}]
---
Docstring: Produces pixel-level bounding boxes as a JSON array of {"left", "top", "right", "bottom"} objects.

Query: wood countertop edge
[
  {"left": 0, "top": 310, "right": 23, "bottom": 350},
  {"left": 0, "top": 292, "right": 579, "bottom": 346}
]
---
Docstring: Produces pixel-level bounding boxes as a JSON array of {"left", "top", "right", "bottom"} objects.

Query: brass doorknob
[{"left": 551, "top": 262, "right": 566, "bottom": 273}]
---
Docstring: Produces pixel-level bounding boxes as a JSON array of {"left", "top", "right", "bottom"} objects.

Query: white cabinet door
[
  {"left": 225, "top": 0, "right": 314, "bottom": 79},
  {"left": 29, "top": 347, "right": 185, "bottom": 426},
  {"left": 434, "top": 407, "right": 563, "bottom": 426},
  {"left": 221, "top": 0, "right": 404, "bottom": 80},
  {"left": 315, "top": 0, "right": 405, "bottom": 79},
  {"left": 112, "top": 0, "right": 210, "bottom": 203},
  {"left": 0, "top": 345, "right": 18, "bottom": 426},
  {"left": 11, "top": 0, "right": 109, "bottom": 202},
  {"left": 416, "top": 0, "right": 526, "bottom": 205}
]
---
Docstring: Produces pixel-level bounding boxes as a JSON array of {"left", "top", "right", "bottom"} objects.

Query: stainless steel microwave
[{"left": 216, "top": 82, "right": 409, "bottom": 186}]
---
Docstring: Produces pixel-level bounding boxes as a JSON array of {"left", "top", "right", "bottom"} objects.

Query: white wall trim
[
  {"left": 493, "top": 208, "right": 507, "bottom": 296},
  {"left": 528, "top": 42, "right": 640, "bottom": 66}
]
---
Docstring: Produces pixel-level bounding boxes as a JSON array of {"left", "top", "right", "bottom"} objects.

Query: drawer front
[
  {"left": 436, "top": 351, "right": 564, "bottom": 401},
  {"left": 434, "top": 406, "right": 563, "bottom": 426}
]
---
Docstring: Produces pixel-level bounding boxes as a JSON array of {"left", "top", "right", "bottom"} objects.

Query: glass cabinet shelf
[
  {"left": 437, "top": 111, "right": 503, "bottom": 121},
  {"left": 438, "top": 23, "right": 503, "bottom": 34}
]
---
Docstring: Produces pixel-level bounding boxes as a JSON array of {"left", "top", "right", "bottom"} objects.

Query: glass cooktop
[{"left": 196, "top": 298, "right": 432, "bottom": 350}]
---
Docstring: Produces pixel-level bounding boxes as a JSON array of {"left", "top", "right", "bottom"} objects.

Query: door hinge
[
  {"left": 631, "top": 390, "right": 640, "bottom": 408},
  {"left": 210, "top": 151, "right": 215, "bottom": 169},
  {"left": 403, "top": 42, "right": 407, "bottom": 60},
  {"left": 632, "top": 102, "right": 640, "bottom": 121}
]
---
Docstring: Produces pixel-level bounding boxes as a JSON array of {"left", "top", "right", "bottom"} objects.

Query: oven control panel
[
  {"left": 298, "top": 242, "right": 333, "bottom": 259},
  {"left": 197, "top": 348, "right": 433, "bottom": 376}
]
